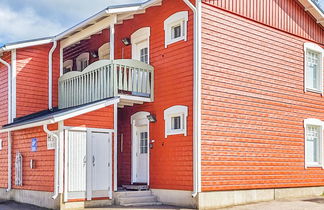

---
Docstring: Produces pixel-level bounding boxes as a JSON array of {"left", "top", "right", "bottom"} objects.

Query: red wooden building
[{"left": 0, "top": 0, "right": 323, "bottom": 209}]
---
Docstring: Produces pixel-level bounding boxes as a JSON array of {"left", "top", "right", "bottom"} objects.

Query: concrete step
[
  {"left": 120, "top": 195, "right": 158, "bottom": 205},
  {"left": 121, "top": 202, "right": 163, "bottom": 207},
  {"left": 116, "top": 190, "right": 152, "bottom": 198}
]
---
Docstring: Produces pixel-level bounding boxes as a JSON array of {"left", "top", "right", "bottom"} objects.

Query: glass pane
[
  {"left": 140, "top": 47, "right": 149, "bottom": 64},
  {"left": 171, "top": 116, "right": 181, "bottom": 130},
  {"left": 172, "top": 25, "right": 182, "bottom": 39},
  {"left": 140, "top": 131, "right": 148, "bottom": 154},
  {"left": 307, "top": 51, "right": 321, "bottom": 89},
  {"left": 306, "top": 125, "right": 321, "bottom": 163}
]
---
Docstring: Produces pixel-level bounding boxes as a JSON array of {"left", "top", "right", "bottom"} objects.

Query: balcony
[{"left": 59, "top": 59, "right": 154, "bottom": 109}]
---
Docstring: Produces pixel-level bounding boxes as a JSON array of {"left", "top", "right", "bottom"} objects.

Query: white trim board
[{"left": 0, "top": 98, "right": 120, "bottom": 133}]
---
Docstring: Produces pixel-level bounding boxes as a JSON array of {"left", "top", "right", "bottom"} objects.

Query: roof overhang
[
  {"left": 54, "top": 0, "right": 162, "bottom": 48},
  {"left": 0, "top": 97, "right": 119, "bottom": 133},
  {"left": 0, "top": 37, "right": 53, "bottom": 53},
  {"left": 298, "top": 0, "right": 324, "bottom": 27},
  {"left": 0, "top": 0, "right": 162, "bottom": 53}
]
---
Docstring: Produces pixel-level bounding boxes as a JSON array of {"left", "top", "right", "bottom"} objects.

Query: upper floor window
[
  {"left": 76, "top": 52, "right": 90, "bottom": 71},
  {"left": 304, "top": 118, "right": 324, "bottom": 168},
  {"left": 131, "top": 27, "right": 150, "bottom": 64},
  {"left": 63, "top": 60, "right": 73, "bottom": 74},
  {"left": 304, "top": 43, "right": 324, "bottom": 94},
  {"left": 164, "top": 11, "right": 188, "bottom": 48},
  {"left": 98, "top": 43, "right": 110, "bottom": 60},
  {"left": 164, "top": 105, "right": 188, "bottom": 138}
]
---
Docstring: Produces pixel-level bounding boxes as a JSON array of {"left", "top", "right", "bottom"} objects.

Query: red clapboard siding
[
  {"left": 201, "top": 3, "right": 324, "bottom": 192},
  {"left": 16, "top": 44, "right": 60, "bottom": 117},
  {"left": 116, "top": 0, "right": 194, "bottom": 191},
  {"left": 11, "top": 126, "right": 55, "bottom": 192},
  {"left": 64, "top": 106, "right": 114, "bottom": 129},
  {"left": 0, "top": 52, "right": 10, "bottom": 188},
  {"left": 203, "top": 0, "right": 324, "bottom": 44}
]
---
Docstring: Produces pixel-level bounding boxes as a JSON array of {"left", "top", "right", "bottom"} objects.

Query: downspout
[
  {"left": 43, "top": 124, "right": 59, "bottom": 199},
  {"left": 48, "top": 41, "right": 57, "bottom": 110},
  {"left": 0, "top": 56, "right": 12, "bottom": 192},
  {"left": 182, "top": 0, "right": 202, "bottom": 197}
]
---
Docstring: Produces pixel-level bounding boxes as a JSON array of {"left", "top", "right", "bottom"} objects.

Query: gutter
[
  {"left": 43, "top": 125, "right": 60, "bottom": 199},
  {"left": 0, "top": 55, "right": 12, "bottom": 192},
  {"left": 182, "top": 0, "right": 202, "bottom": 197},
  {"left": 48, "top": 41, "right": 57, "bottom": 110}
]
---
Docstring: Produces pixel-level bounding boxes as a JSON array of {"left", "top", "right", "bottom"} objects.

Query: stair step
[
  {"left": 121, "top": 202, "right": 162, "bottom": 207},
  {"left": 120, "top": 195, "right": 157, "bottom": 204},
  {"left": 122, "top": 184, "right": 149, "bottom": 191},
  {"left": 119, "top": 191, "right": 152, "bottom": 197}
]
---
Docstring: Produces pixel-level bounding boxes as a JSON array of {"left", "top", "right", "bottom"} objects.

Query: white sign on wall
[
  {"left": 47, "top": 134, "right": 56, "bottom": 150},
  {"left": 0, "top": 139, "right": 2, "bottom": 150}
]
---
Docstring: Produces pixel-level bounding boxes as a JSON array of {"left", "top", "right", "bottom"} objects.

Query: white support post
[
  {"left": 60, "top": 47, "right": 63, "bottom": 76},
  {"left": 114, "top": 102, "right": 118, "bottom": 191},
  {"left": 58, "top": 121, "right": 64, "bottom": 193},
  {"left": 109, "top": 15, "right": 117, "bottom": 60},
  {"left": 11, "top": 49, "right": 16, "bottom": 121}
]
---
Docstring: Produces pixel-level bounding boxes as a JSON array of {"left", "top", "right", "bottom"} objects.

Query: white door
[
  {"left": 66, "top": 130, "right": 87, "bottom": 200},
  {"left": 135, "top": 126, "right": 149, "bottom": 183},
  {"left": 91, "top": 132, "right": 111, "bottom": 198}
]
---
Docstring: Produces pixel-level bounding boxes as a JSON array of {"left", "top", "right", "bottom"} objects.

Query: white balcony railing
[{"left": 59, "top": 59, "right": 154, "bottom": 109}]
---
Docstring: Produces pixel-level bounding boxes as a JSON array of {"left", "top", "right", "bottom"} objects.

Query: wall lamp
[
  {"left": 122, "top": 37, "right": 131, "bottom": 46},
  {"left": 147, "top": 114, "right": 157, "bottom": 123},
  {"left": 90, "top": 50, "right": 98, "bottom": 58}
]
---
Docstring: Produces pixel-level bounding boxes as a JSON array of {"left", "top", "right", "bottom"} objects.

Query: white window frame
[
  {"left": 304, "top": 42, "right": 324, "bottom": 94},
  {"left": 164, "top": 11, "right": 188, "bottom": 48},
  {"left": 164, "top": 105, "right": 188, "bottom": 138},
  {"left": 98, "top": 43, "right": 110, "bottom": 60},
  {"left": 304, "top": 118, "right": 324, "bottom": 168},
  {"left": 131, "top": 27, "right": 150, "bottom": 64},
  {"left": 76, "top": 52, "right": 90, "bottom": 71},
  {"left": 63, "top": 60, "right": 73, "bottom": 73}
]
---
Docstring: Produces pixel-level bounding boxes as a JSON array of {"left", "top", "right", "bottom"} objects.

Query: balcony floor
[{"left": 118, "top": 94, "right": 152, "bottom": 108}]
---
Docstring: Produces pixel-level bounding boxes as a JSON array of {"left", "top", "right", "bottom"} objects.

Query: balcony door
[{"left": 131, "top": 27, "right": 150, "bottom": 64}]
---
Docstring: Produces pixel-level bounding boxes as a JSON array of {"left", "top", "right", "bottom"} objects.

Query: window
[
  {"left": 131, "top": 27, "right": 150, "bottom": 64},
  {"left": 98, "top": 43, "right": 110, "bottom": 60},
  {"left": 172, "top": 24, "right": 182, "bottom": 39},
  {"left": 164, "top": 105, "right": 188, "bottom": 138},
  {"left": 304, "top": 43, "right": 324, "bottom": 94},
  {"left": 63, "top": 60, "right": 73, "bottom": 74},
  {"left": 140, "top": 132, "right": 148, "bottom": 154},
  {"left": 140, "top": 47, "right": 149, "bottom": 64},
  {"left": 164, "top": 11, "right": 188, "bottom": 48},
  {"left": 76, "top": 52, "right": 90, "bottom": 71},
  {"left": 171, "top": 116, "right": 181, "bottom": 130},
  {"left": 304, "top": 118, "right": 324, "bottom": 168}
]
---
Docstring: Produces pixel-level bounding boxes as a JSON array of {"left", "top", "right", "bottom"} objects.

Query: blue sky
[
  {"left": 0, "top": 0, "right": 145, "bottom": 44},
  {"left": 0, "top": 0, "right": 323, "bottom": 44}
]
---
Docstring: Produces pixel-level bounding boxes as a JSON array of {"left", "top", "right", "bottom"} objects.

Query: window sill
[
  {"left": 305, "top": 163, "right": 322, "bottom": 168},
  {"left": 166, "top": 130, "right": 186, "bottom": 137},
  {"left": 305, "top": 88, "right": 323, "bottom": 94},
  {"left": 165, "top": 36, "right": 186, "bottom": 48}
]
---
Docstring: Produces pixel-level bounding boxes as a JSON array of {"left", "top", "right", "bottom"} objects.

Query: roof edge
[
  {"left": 0, "top": 97, "right": 119, "bottom": 133},
  {"left": 0, "top": 37, "right": 54, "bottom": 53},
  {"left": 0, "top": 0, "right": 161, "bottom": 52},
  {"left": 54, "top": 0, "right": 160, "bottom": 41}
]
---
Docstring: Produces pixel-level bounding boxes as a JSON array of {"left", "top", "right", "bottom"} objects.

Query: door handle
[
  {"left": 83, "top": 156, "right": 86, "bottom": 167},
  {"left": 92, "top": 156, "right": 95, "bottom": 166}
]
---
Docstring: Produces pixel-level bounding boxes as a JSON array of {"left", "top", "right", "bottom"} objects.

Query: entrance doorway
[
  {"left": 65, "top": 128, "right": 112, "bottom": 201},
  {"left": 131, "top": 112, "right": 150, "bottom": 184}
]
